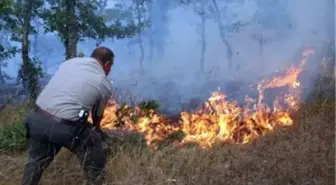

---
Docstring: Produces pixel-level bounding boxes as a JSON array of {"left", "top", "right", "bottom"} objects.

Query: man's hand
[
  {"left": 91, "top": 118, "right": 103, "bottom": 135},
  {"left": 92, "top": 114, "right": 102, "bottom": 127}
]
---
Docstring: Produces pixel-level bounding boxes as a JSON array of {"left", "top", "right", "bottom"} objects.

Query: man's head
[{"left": 90, "top": 46, "right": 114, "bottom": 75}]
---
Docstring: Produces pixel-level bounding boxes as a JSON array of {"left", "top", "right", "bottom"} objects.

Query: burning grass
[
  {"left": 0, "top": 49, "right": 334, "bottom": 185},
  {"left": 97, "top": 49, "right": 314, "bottom": 149},
  {"left": 0, "top": 99, "right": 334, "bottom": 185}
]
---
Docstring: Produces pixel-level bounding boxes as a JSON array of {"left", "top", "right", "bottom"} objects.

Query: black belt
[{"left": 35, "top": 106, "right": 78, "bottom": 126}]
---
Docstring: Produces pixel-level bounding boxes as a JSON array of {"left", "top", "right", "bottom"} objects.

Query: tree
[
  {"left": 0, "top": 0, "right": 19, "bottom": 84},
  {"left": 42, "top": 0, "right": 141, "bottom": 60},
  {"left": 1, "top": 0, "right": 44, "bottom": 100},
  {"left": 192, "top": 0, "right": 211, "bottom": 72},
  {"left": 103, "top": 1, "right": 135, "bottom": 59},
  {"left": 30, "top": 34, "right": 64, "bottom": 74},
  {"left": 145, "top": 0, "right": 171, "bottom": 62},
  {"left": 0, "top": 32, "right": 17, "bottom": 84},
  {"left": 326, "top": 0, "right": 335, "bottom": 60},
  {"left": 181, "top": 0, "right": 250, "bottom": 69},
  {"left": 251, "top": 0, "right": 292, "bottom": 58},
  {"left": 19, "top": 0, "right": 44, "bottom": 100},
  {"left": 199, "top": 0, "right": 206, "bottom": 72},
  {"left": 104, "top": 0, "right": 151, "bottom": 69},
  {"left": 319, "top": 0, "right": 334, "bottom": 79},
  {"left": 211, "top": 0, "right": 233, "bottom": 69},
  {"left": 134, "top": 0, "right": 146, "bottom": 69},
  {"left": 0, "top": 0, "right": 11, "bottom": 13}
]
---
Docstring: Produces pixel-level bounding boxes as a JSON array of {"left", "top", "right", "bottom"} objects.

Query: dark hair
[{"left": 90, "top": 46, "right": 114, "bottom": 64}]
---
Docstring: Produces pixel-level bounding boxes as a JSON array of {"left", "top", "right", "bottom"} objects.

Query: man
[{"left": 22, "top": 46, "right": 114, "bottom": 185}]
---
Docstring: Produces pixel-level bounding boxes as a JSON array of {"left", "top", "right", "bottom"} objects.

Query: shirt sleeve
[
  {"left": 93, "top": 97, "right": 108, "bottom": 118},
  {"left": 93, "top": 77, "right": 113, "bottom": 118}
]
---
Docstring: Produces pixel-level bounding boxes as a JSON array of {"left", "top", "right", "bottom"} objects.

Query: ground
[{"left": 0, "top": 96, "right": 334, "bottom": 185}]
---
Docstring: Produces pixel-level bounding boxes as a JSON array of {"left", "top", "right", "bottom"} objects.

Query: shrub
[
  {"left": 0, "top": 121, "right": 27, "bottom": 151},
  {"left": 0, "top": 106, "right": 29, "bottom": 152}
]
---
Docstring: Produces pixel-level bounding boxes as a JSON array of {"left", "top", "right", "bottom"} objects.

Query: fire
[{"left": 98, "top": 50, "right": 314, "bottom": 149}]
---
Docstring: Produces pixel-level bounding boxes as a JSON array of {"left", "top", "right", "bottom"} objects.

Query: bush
[
  {"left": 0, "top": 106, "right": 29, "bottom": 152},
  {"left": 0, "top": 121, "right": 26, "bottom": 151}
]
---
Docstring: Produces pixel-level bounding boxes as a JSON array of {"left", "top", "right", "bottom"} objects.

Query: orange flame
[{"left": 98, "top": 50, "right": 314, "bottom": 149}]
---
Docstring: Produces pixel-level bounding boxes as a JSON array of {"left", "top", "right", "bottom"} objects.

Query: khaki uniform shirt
[{"left": 36, "top": 57, "right": 112, "bottom": 121}]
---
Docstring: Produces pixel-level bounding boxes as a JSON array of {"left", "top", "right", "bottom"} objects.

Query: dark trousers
[{"left": 21, "top": 111, "right": 106, "bottom": 185}]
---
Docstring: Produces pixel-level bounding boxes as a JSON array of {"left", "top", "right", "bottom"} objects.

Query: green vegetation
[
  {"left": 0, "top": 106, "right": 29, "bottom": 152},
  {"left": 0, "top": 121, "right": 26, "bottom": 152},
  {"left": 0, "top": 0, "right": 146, "bottom": 101}
]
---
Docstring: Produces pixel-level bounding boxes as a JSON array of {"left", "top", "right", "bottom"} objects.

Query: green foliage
[
  {"left": 0, "top": 1, "right": 20, "bottom": 83},
  {"left": 0, "top": 0, "right": 44, "bottom": 41},
  {"left": 114, "top": 100, "right": 161, "bottom": 127},
  {"left": 41, "top": 0, "right": 140, "bottom": 46},
  {"left": 138, "top": 100, "right": 160, "bottom": 110},
  {"left": 103, "top": 2, "right": 150, "bottom": 34},
  {"left": 103, "top": 3, "right": 133, "bottom": 22},
  {"left": 0, "top": 106, "right": 29, "bottom": 152},
  {"left": 17, "top": 57, "right": 45, "bottom": 101},
  {"left": 0, "top": 0, "right": 12, "bottom": 15},
  {"left": 0, "top": 44, "right": 18, "bottom": 82},
  {"left": 115, "top": 103, "right": 134, "bottom": 127},
  {"left": 0, "top": 121, "right": 27, "bottom": 151},
  {"left": 0, "top": 45, "right": 18, "bottom": 60},
  {"left": 0, "top": 0, "right": 45, "bottom": 95},
  {"left": 0, "top": 0, "right": 20, "bottom": 60}
]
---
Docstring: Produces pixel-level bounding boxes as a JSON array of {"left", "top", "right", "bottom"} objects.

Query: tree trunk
[
  {"left": 33, "top": 19, "right": 39, "bottom": 58},
  {"left": 65, "top": 0, "right": 77, "bottom": 60},
  {"left": 156, "top": 0, "right": 167, "bottom": 60},
  {"left": 22, "top": 0, "right": 35, "bottom": 99},
  {"left": 258, "top": 38, "right": 263, "bottom": 56},
  {"left": 258, "top": 28, "right": 264, "bottom": 64},
  {"left": 200, "top": 0, "right": 206, "bottom": 72},
  {"left": 212, "top": 0, "right": 233, "bottom": 68},
  {"left": 0, "top": 64, "right": 5, "bottom": 84},
  {"left": 326, "top": 0, "right": 336, "bottom": 52},
  {"left": 321, "top": 0, "right": 336, "bottom": 83},
  {"left": 146, "top": 0, "right": 153, "bottom": 63},
  {"left": 136, "top": 1, "right": 144, "bottom": 70}
]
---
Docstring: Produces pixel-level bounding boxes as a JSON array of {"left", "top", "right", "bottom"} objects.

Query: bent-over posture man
[{"left": 22, "top": 47, "right": 114, "bottom": 185}]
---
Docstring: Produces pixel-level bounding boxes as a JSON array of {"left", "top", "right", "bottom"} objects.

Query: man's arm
[
  {"left": 92, "top": 78, "right": 112, "bottom": 129},
  {"left": 91, "top": 97, "right": 108, "bottom": 128}
]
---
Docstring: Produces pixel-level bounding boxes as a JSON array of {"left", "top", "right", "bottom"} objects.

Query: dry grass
[
  {"left": 0, "top": 98, "right": 334, "bottom": 185},
  {"left": 0, "top": 105, "right": 30, "bottom": 127}
]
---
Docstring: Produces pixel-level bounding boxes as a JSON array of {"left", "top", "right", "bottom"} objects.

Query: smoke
[
  {"left": 2, "top": 0, "right": 333, "bottom": 112},
  {"left": 101, "top": 0, "right": 333, "bottom": 113}
]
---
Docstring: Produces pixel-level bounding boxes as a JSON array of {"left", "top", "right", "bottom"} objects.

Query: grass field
[{"left": 0, "top": 95, "right": 334, "bottom": 185}]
